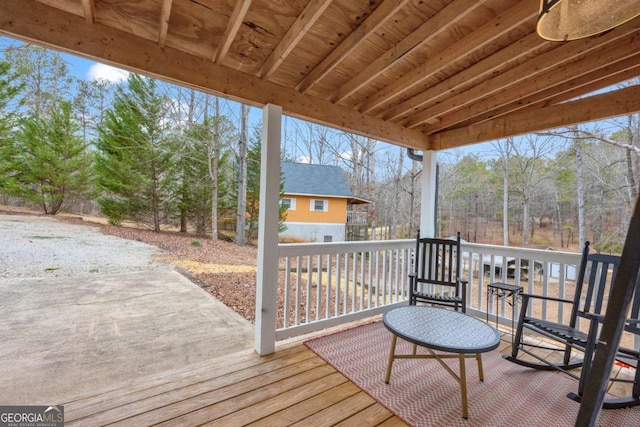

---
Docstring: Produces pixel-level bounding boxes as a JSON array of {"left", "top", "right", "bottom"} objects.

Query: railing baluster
[
  {"left": 351, "top": 251, "right": 357, "bottom": 312},
  {"left": 335, "top": 253, "right": 341, "bottom": 317},
  {"left": 306, "top": 255, "right": 311, "bottom": 323},
  {"left": 316, "top": 255, "right": 322, "bottom": 321},
  {"left": 284, "top": 256, "right": 291, "bottom": 328},
  {"left": 360, "top": 251, "right": 365, "bottom": 311},
  {"left": 295, "top": 256, "right": 302, "bottom": 326},
  {"left": 325, "top": 254, "right": 332, "bottom": 320}
]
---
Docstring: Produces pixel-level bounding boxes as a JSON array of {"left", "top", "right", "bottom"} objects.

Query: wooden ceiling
[{"left": 2, "top": 0, "right": 640, "bottom": 151}]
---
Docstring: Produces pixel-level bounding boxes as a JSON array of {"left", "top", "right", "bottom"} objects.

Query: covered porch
[{"left": 2, "top": 1, "right": 640, "bottom": 425}]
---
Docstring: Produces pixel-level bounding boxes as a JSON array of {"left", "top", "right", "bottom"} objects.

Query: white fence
[{"left": 275, "top": 239, "right": 583, "bottom": 341}]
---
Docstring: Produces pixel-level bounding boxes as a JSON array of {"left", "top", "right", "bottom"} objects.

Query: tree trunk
[
  {"left": 574, "top": 129, "right": 586, "bottom": 249},
  {"left": 235, "top": 103, "right": 249, "bottom": 246},
  {"left": 554, "top": 191, "right": 565, "bottom": 248},
  {"left": 208, "top": 96, "right": 219, "bottom": 241},
  {"left": 502, "top": 140, "right": 511, "bottom": 246},
  {"left": 389, "top": 148, "right": 403, "bottom": 239}
]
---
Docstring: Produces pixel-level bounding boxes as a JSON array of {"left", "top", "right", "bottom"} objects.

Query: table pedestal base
[{"left": 385, "top": 334, "right": 484, "bottom": 419}]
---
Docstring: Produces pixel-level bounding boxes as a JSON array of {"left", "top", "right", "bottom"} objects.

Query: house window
[
  {"left": 281, "top": 198, "right": 296, "bottom": 210},
  {"left": 310, "top": 199, "right": 328, "bottom": 212}
]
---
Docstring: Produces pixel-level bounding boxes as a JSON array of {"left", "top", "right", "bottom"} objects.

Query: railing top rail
[
  {"left": 461, "top": 242, "right": 581, "bottom": 264},
  {"left": 277, "top": 238, "right": 583, "bottom": 264},
  {"left": 279, "top": 239, "right": 414, "bottom": 257}
]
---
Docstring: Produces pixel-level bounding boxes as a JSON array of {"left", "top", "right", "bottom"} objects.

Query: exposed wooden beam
[
  {"left": 455, "top": 55, "right": 640, "bottom": 131},
  {"left": 296, "top": 0, "right": 410, "bottom": 94},
  {"left": 158, "top": 0, "right": 173, "bottom": 48},
  {"left": 332, "top": 0, "right": 485, "bottom": 104},
  {"left": 418, "top": 27, "right": 640, "bottom": 132},
  {"left": 81, "top": 0, "right": 95, "bottom": 24},
  {"left": 358, "top": 1, "right": 539, "bottom": 114},
  {"left": 259, "top": 0, "right": 332, "bottom": 80},
  {"left": 214, "top": 0, "right": 252, "bottom": 64},
  {"left": 0, "top": 0, "right": 428, "bottom": 150},
  {"left": 429, "top": 84, "right": 640, "bottom": 149},
  {"left": 383, "top": 32, "right": 549, "bottom": 122}
]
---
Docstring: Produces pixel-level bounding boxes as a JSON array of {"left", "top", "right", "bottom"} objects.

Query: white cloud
[{"left": 86, "top": 63, "right": 130, "bottom": 83}]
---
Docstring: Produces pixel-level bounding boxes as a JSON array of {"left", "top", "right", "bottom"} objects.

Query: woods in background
[{"left": 0, "top": 43, "right": 638, "bottom": 253}]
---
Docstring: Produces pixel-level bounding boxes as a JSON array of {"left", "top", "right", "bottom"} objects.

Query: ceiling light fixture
[{"left": 537, "top": 0, "right": 640, "bottom": 41}]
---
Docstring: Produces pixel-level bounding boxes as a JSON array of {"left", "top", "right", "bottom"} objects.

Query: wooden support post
[
  {"left": 420, "top": 150, "right": 437, "bottom": 238},
  {"left": 254, "top": 104, "right": 282, "bottom": 356}
]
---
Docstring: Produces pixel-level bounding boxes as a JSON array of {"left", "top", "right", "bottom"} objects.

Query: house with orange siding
[{"left": 279, "top": 162, "right": 369, "bottom": 242}]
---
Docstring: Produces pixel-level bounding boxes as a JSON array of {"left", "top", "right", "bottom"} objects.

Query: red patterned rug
[{"left": 305, "top": 321, "right": 640, "bottom": 427}]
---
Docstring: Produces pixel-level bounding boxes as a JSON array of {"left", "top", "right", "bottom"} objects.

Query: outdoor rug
[{"left": 305, "top": 321, "right": 640, "bottom": 427}]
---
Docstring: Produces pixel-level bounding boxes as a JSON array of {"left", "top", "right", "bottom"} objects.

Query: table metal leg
[
  {"left": 385, "top": 334, "right": 397, "bottom": 384},
  {"left": 476, "top": 353, "right": 484, "bottom": 381},
  {"left": 459, "top": 354, "right": 468, "bottom": 419}
]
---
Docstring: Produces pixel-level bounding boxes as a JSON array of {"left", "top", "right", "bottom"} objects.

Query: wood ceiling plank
[
  {"left": 332, "top": 0, "right": 486, "bottom": 104},
  {"left": 453, "top": 55, "right": 640, "bottom": 131},
  {"left": 430, "top": 84, "right": 640, "bottom": 149},
  {"left": 213, "top": 0, "right": 252, "bottom": 63},
  {"left": 296, "top": 0, "right": 410, "bottom": 94},
  {"left": 0, "top": 0, "right": 428, "bottom": 150},
  {"left": 259, "top": 0, "right": 332, "bottom": 80},
  {"left": 408, "top": 21, "right": 640, "bottom": 130},
  {"left": 81, "top": 0, "right": 95, "bottom": 24},
  {"left": 418, "top": 28, "right": 640, "bottom": 133},
  {"left": 383, "top": 31, "right": 549, "bottom": 122},
  {"left": 158, "top": 0, "right": 172, "bottom": 48},
  {"left": 358, "top": 1, "right": 539, "bottom": 114}
]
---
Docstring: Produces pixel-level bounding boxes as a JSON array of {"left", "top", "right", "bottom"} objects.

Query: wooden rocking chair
[
  {"left": 409, "top": 231, "right": 467, "bottom": 313},
  {"left": 504, "top": 242, "right": 620, "bottom": 373}
]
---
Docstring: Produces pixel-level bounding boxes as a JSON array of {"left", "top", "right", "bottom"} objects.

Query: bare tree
[
  {"left": 209, "top": 96, "right": 220, "bottom": 241},
  {"left": 235, "top": 103, "right": 249, "bottom": 246}
]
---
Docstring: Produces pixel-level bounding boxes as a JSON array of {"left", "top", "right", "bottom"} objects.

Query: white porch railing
[{"left": 275, "top": 239, "right": 583, "bottom": 341}]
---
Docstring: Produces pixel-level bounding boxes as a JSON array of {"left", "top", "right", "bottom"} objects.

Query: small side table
[{"left": 486, "top": 282, "right": 523, "bottom": 344}]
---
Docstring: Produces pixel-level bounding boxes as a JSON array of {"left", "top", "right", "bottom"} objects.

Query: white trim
[
  {"left": 281, "top": 197, "right": 296, "bottom": 211},
  {"left": 310, "top": 198, "right": 328, "bottom": 212}
]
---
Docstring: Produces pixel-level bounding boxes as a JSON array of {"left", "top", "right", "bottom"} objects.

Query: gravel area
[{"left": 0, "top": 214, "right": 165, "bottom": 278}]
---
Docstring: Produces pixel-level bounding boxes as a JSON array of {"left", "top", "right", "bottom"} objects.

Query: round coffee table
[{"left": 383, "top": 305, "right": 500, "bottom": 419}]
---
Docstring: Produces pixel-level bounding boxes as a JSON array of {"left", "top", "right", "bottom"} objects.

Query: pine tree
[
  {"left": 94, "top": 73, "right": 176, "bottom": 231},
  {"left": 0, "top": 60, "right": 24, "bottom": 193},
  {"left": 6, "top": 100, "right": 93, "bottom": 214}
]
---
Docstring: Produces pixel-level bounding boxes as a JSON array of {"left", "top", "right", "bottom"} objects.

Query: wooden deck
[
  {"left": 63, "top": 334, "right": 406, "bottom": 427},
  {"left": 62, "top": 326, "right": 634, "bottom": 427}
]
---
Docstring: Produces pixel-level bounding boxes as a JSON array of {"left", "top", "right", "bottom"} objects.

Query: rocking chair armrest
[
  {"left": 584, "top": 312, "right": 640, "bottom": 326},
  {"left": 521, "top": 293, "right": 573, "bottom": 305}
]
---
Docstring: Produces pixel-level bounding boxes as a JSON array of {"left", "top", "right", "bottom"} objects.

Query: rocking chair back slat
[{"left": 409, "top": 231, "right": 467, "bottom": 312}]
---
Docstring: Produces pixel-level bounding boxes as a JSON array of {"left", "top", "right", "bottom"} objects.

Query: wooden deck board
[
  {"left": 246, "top": 382, "right": 362, "bottom": 426},
  {"left": 289, "top": 392, "right": 377, "bottom": 426},
  {"left": 203, "top": 371, "right": 349, "bottom": 426}
]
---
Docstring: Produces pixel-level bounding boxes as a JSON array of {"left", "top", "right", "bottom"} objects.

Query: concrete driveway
[{"left": 0, "top": 214, "right": 254, "bottom": 404}]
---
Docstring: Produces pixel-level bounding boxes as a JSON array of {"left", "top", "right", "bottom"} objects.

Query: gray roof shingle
[{"left": 281, "top": 161, "right": 354, "bottom": 198}]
